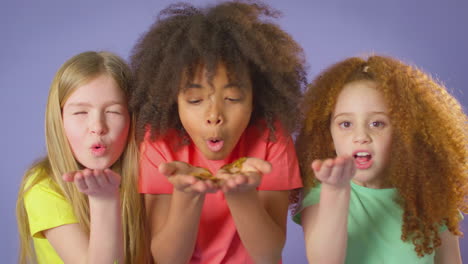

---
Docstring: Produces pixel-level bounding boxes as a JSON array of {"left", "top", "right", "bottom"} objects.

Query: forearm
[
  {"left": 225, "top": 190, "right": 285, "bottom": 264},
  {"left": 434, "top": 230, "right": 462, "bottom": 264},
  {"left": 88, "top": 194, "right": 123, "bottom": 264},
  {"left": 305, "top": 185, "right": 350, "bottom": 264},
  {"left": 151, "top": 190, "right": 204, "bottom": 264}
]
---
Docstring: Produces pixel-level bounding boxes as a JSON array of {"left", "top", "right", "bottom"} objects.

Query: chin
[
  {"left": 81, "top": 160, "right": 113, "bottom": 170},
  {"left": 201, "top": 150, "right": 229, "bottom": 161},
  {"left": 206, "top": 153, "right": 227, "bottom": 160}
]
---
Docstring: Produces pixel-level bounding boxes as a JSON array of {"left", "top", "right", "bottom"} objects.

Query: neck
[{"left": 352, "top": 176, "right": 392, "bottom": 189}]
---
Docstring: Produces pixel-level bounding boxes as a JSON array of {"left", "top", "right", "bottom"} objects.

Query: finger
[
  {"left": 62, "top": 172, "right": 75, "bottom": 182},
  {"left": 224, "top": 177, "right": 237, "bottom": 190},
  {"left": 216, "top": 169, "right": 230, "bottom": 179},
  {"left": 329, "top": 157, "right": 346, "bottom": 184},
  {"left": 74, "top": 171, "right": 88, "bottom": 191},
  {"left": 163, "top": 161, "right": 193, "bottom": 176},
  {"left": 84, "top": 170, "right": 99, "bottom": 190},
  {"left": 159, "top": 162, "right": 177, "bottom": 176},
  {"left": 191, "top": 181, "right": 210, "bottom": 193},
  {"left": 234, "top": 174, "right": 248, "bottom": 185},
  {"left": 205, "top": 184, "right": 220, "bottom": 193},
  {"left": 221, "top": 178, "right": 239, "bottom": 192},
  {"left": 179, "top": 175, "right": 197, "bottom": 185},
  {"left": 222, "top": 182, "right": 238, "bottom": 193},
  {"left": 246, "top": 158, "right": 272, "bottom": 174},
  {"left": 343, "top": 156, "right": 356, "bottom": 179},
  {"left": 104, "top": 169, "right": 121, "bottom": 186},
  {"left": 169, "top": 175, "right": 197, "bottom": 190},
  {"left": 93, "top": 169, "right": 109, "bottom": 187},
  {"left": 204, "top": 180, "right": 218, "bottom": 191},
  {"left": 317, "top": 159, "right": 333, "bottom": 181},
  {"left": 311, "top": 160, "right": 323, "bottom": 172},
  {"left": 244, "top": 172, "right": 261, "bottom": 186}
]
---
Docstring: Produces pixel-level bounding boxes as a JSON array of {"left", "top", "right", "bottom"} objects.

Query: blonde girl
[{"left": 16, "top": 51, "right": 148, "bottom": 264}]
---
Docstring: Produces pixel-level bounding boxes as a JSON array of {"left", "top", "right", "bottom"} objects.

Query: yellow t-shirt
[{"left": 23, "top": 170, "right": 78, "bottom": 264}]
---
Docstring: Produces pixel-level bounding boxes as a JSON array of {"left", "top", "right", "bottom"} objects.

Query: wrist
[
  {"left": 89, "top": 192, "right": 120, "bottom": 211},
  {"left": 173, "top": 188, "right": 206, "bottom": 206},
  {"left": 321, "top": 182, "right": 351, "bottom": 195},
  {"left": 224, "top": 188, "right": 257, "bottom": 201}
]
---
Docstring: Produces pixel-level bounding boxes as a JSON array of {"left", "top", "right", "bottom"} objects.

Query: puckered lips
[
  {"left": 206, "top": 137, "right": 224, "bottom": 152},
  {"left": 90, "top": 143, "right": 107, "bottom": 156},
  {"left": 353, "top": 150, "right": 373, "bottom": 169}
]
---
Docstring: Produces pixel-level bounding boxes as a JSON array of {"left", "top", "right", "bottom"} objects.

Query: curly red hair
[{"left": 295, "top": 55, "right": 468, "bottom": 257}]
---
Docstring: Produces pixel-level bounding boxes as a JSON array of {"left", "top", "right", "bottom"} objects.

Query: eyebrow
[
  {"left": 332, "top": 111, "right": 389, "bottom": 120},
  {"left": 66, "top": 101, "right": 126, "bottom": 107},
  {"left": 185, "top": 82, "right": 241, "bottom": 89}
]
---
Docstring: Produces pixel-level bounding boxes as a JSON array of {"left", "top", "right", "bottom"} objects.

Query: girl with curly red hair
[{"left": 293, "top": 55, "right": 467, "bottom": 263}]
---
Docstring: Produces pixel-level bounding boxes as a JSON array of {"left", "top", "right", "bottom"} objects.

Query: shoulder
[
  {"left": 23, "top": 168, "right": 77, "bottom": 238},
  {"left": 242, "top": 121, "right": 293, "bottom": 153},
  {"left": 141, "top": 128, "right": 185, "bottom": 152},
  {"left": 247, "top": 120, "right": 290, "bottom": 139},
  {"left": 24, "top": 167, "right": 55, "bottom": 193},
  {"left": 23, "top": 167, "right": 67, "bottom": 208},
  {"left": 292, "top": 185, "right": 322, "bottom": 224},
  {"left": 300, "top": 185, "right": 322, "bottom": 208}
]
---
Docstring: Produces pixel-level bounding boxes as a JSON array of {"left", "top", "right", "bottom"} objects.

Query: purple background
[{"left": 1, "top": 0, "right": 466, "bottom": 262}]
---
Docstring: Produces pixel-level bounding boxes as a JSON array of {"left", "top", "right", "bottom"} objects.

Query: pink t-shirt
[{"left": 139, "top": 123, "right": 302, "bottom": 263}]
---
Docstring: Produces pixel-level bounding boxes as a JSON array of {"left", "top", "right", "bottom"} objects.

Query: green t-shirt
[
  {"left": 293, "top": 182, "right": 437, "bottom": 264},
  {"left": 23, "top": 170, "right": 78, "bottom": 264}
]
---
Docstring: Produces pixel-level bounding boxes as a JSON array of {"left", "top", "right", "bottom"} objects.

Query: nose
[
  {"left": 206, "top": 101, "right": 224, "bottom": 126},
  {"left": 90, "top": 113, "right": 108, "bottom": 135},
  {"left": 353, "top": 127, "right": 371, "bottom": 144}
]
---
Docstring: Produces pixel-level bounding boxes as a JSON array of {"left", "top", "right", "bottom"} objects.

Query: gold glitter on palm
[
  {"left": 221, "top": 157, "right": 247, "bottom": 174},
  {"left": 190, "top": 167, "right": 220, "bottom": 183}
]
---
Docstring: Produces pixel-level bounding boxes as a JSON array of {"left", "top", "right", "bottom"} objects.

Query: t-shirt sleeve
[
  {"left": 139, "top": 135, "right": 174, "bottom": 194},
  {"left": 438, "top": 211, "right": 464, "bottom": 233},
  {"left": 292, "top": 185, "right": 321, "bottom": 225},
  {"left": 258, "top": 125, "right": 303, "bottom": 191},
  {"left": 24, "top": 180, "right": 77, "bottom": 238}
]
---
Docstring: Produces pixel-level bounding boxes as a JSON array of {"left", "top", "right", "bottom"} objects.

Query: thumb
[
  {"left": 62, "top": 172, "right": 74, "bottom": 182},
  {"left": 104, "top": 169, "right": 121, "bottom": 185},
  {"left": 159, "top": 162, "right": 176, "bottom": 176},
  {"left": 159, "top": 161, "right": 191, "bottom": 176},
  {"left": 246, "top": 158, "right": 272, "bottom": 174}
]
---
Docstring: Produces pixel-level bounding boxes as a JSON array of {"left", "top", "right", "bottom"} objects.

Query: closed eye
[
  {"left": 225, "top": 97, "right": 241, "bottom": 102},
  {"left": 73, "top": 111, "right": 87, "bottom": 115},
  {"left": 188, "top": 99, "right": 202, "bottom": 104}
]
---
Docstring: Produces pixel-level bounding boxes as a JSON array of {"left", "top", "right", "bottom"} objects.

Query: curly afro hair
[
  {"left": 295, "top": 55, "right": 468, "bottom": 257},
  {"left": 129, "top": 1, "right": 307, "bottom": 141}
]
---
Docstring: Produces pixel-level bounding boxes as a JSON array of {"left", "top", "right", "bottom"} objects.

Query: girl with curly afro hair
[
  {"left": 130, "top": 1, "right": 307, "bottom": 263},
  {"left": 292, "top": 55, "right": 467, "bottom": 263}
]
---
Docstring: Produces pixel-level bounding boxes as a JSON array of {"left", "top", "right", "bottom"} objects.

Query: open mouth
[
  {"left": 353, "top": 151, "right": 373, "bottom": 169},
  {"left": 206, "top": 138, "right": 224, "bottom": 152}
]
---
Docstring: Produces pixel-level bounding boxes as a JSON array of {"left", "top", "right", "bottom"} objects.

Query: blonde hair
[
  {"left": 16, "top": 51, "right": 149, "bottom": 263},
  {"left": 296, "top": 55, "right": 468, "bottom": 257}
]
